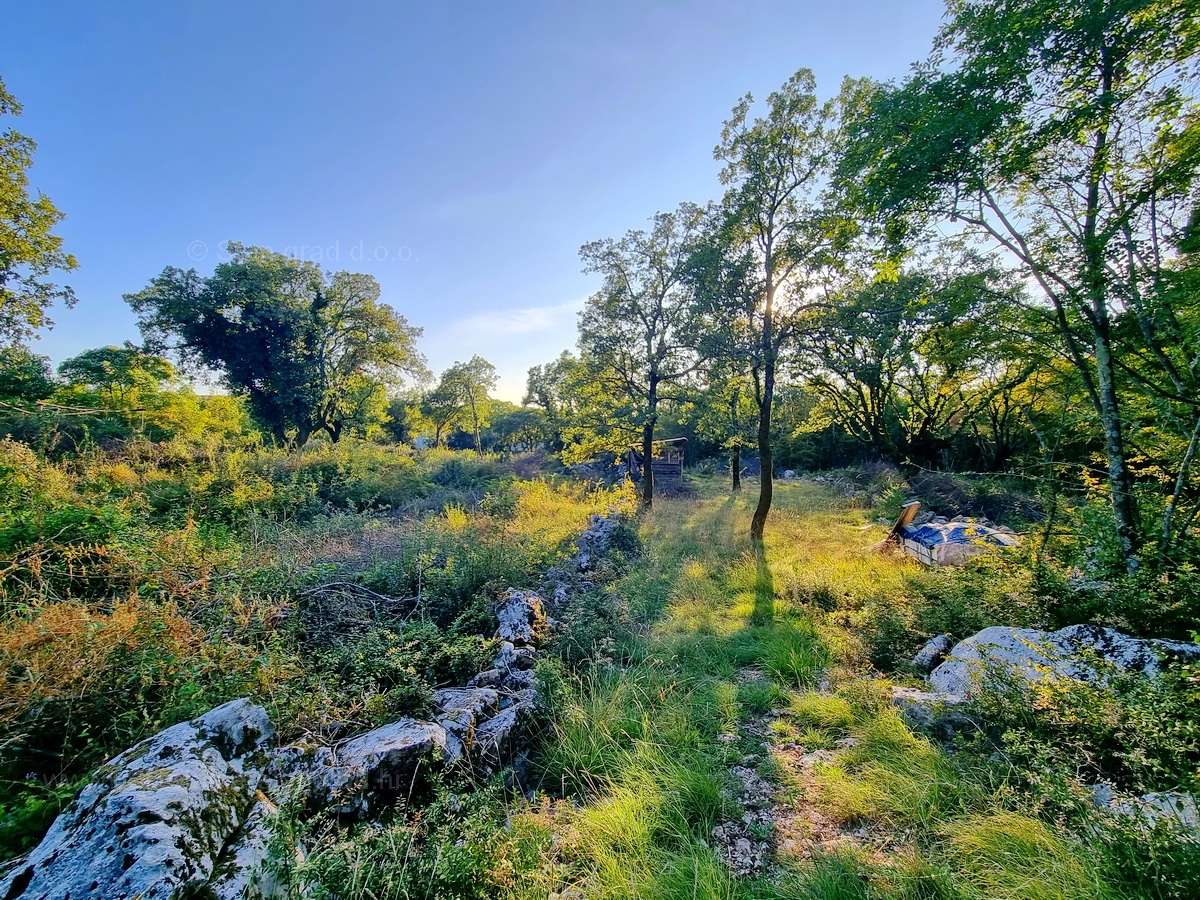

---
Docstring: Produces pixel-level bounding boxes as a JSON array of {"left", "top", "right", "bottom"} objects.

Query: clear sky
[{"left": 5, "top": 0, "right": 946, "bottom": 401}]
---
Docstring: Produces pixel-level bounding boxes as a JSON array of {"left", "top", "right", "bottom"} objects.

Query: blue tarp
[{"left": 900, "top": 522, "right": 1016, "bottom": 548}]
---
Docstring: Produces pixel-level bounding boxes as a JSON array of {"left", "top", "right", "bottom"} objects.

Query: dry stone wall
[{"left": 1, "top": 514, "right": 626, "bottom": 900}]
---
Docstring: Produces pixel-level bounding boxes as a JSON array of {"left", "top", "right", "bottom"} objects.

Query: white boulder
[
  {"left": 929, "top": 624, "right": 1200, "bottom": 699},
  {"left": 1, "top": 698, "right": 273, "bottom": 900}
]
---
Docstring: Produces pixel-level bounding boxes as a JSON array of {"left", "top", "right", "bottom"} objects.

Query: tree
[
  {"left": 799, "top": 252, "right": 1031, "bottom": 468},
  {"left": 524, "top": 350, "right": 583, "bottom": 451},
  {"left": 577, "top": 202, "right": 705, "bottom": 507},
  {"left": 421, "top": 380, "right": 463, "bottom": 447},
  {"left": 690, "top": 354, "right": 757, "bottom": 492},
  {"left": 126, "top": 243, "right": 426, "bottom": 445},
  {"left": 843, "top": 0, "right": 1200, "bottom": 570},
  {"left": 0, "top": 78, "right": 77, "bottom": 344},
  {"left": 431, "top": 356, "right": 497, "bottom": 455},
  {"left": 58, "top": 345, "right": 176, "bottom": 408},
  {"left": 383, "top": 390, "right": 431, "bottom": 445},
  {"left": 486, "top": 403, "right": 551, "bottom": 452},
  {"left": 703, "top": 70, "right": 856, "bottom": 539},
  {"left": 0, "top": 344, "right": 55, "bottom": 402}
]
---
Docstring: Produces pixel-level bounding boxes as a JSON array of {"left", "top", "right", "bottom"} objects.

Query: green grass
[{"left": 259, "top": 473, "right": 1200, "bottom": 899}]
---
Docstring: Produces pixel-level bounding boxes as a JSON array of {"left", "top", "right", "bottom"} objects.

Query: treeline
[
  {"left": 2, "top": 0, "right": 1198, "bottom": 578},
  {"left": 0, "top": 237, "right": 552, "bottom": 458},
  {"left": 523, "top": 0, "right": 1200, "bottom": 576}
]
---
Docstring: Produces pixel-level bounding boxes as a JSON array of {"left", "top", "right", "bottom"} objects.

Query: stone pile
[{"left": 2, "top": 517, "right": 623, "bottom": 900}]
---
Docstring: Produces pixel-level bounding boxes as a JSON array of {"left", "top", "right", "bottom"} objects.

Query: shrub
[{"left": 972, "top": 659, "right": 1200, "bottom": 794}]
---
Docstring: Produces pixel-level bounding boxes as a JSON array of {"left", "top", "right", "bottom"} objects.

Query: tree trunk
[
  {"left": 640, "top": 374, "right": 660, "bottom": 508},
  {"left": 1083, "top": 52, "right": 1140, "bottom": 573},
  {"left": 730, "top": 386, "right": 742, "bottom": 492},
  {"left": 1094, "top": 314, "right": 1141, "bottom": 569},
  {"left": 751, "top": 260, "right": 776, "bottom": 542},
  {"left": 751, "top": 362, "right": 774, "bottom": 541}
]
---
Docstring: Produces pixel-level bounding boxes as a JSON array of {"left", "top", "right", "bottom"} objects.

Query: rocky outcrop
[
  {"left": 1, "top": 699, "right": 273, "bottom": 900},
  {"left": 543, "top": 513, "right": 628, "bottom": 607},
  {"left": 911, "top": 634, "right": 954, "bottom": 674},
  {"left": 4, "top": 516, "right": 626, "bottom": 900},
  {"left": 305, "top": 719, "right": 457, "bottom": 816},
  {"left": 928, "top": 624, "right": 1200, "bottom": 699}
]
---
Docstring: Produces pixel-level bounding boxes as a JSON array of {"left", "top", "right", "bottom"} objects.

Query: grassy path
[
  {"left": 283, "top": 478, "right": 1187, "bottom": 899},
  {"left": 524, "top": 479, "right": 1146, "bottom": 900}
]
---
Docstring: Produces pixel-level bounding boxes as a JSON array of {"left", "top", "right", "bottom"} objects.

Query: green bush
[{"left": 973, "top": 659, "right": 1200, "bottom": 794}]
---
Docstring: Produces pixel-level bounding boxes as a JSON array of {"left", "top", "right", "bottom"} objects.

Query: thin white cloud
[
  {"left": 423, "top": 298, "right": 584, "bottom": 402},
  {"left": 447, "top": 299, "right": 583, "bottom": 340}
]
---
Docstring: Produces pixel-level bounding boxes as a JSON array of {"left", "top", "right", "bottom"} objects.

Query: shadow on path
[{"left": 752, "top": 540, "right": 775, "bottom": 626}]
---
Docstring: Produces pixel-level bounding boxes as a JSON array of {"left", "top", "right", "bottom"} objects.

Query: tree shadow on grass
[{"left": 751, "top": 540, "right": 775, "bottom": 627}]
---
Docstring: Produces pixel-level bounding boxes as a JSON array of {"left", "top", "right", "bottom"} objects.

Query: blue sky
[{"left": 6, "top": 0, "right": 946, "bottom": 401}]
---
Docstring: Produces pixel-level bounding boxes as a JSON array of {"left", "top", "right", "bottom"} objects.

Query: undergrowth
[{"left": 0, "top": 441, "right": 633, "bottom": 859}]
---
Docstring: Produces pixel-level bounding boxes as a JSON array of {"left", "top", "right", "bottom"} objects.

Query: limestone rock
[
  {"left": 493, "top": 640, "right": 537, "bottom": 672},
  {"left": 1091, "top": 784, "right": 1200, "bottom": 832},
  {"left": 929, "top": 624, "right": 1200, "bottom": 699},
  {"left": 1, "top": 698, "right": 272, "bottom": 900},
  {"left": 467, "top": 667, "right": 505, "bottom": 688},
  {"left": 912, "top": 634, "right": 954, "bottom": 674},
  {"left": 1117, "top": 792, "right": 1200, "bottom": 831},
  {"left": 473, "top": 697, "right": 536, "bottom": 773},
  {"left": 434, "top": 687, "right": 500, "bottom": 744},
  {"left": 494, "top": 589, "right": 546, "bottom": 646},
  {"left": 573, "top": 515, "right": 622, "bottom": 572},
  {"left": 308, "top": 718, "right": 455, "bottom": 816},
  {"left": 890, "top": 686, "right": 976, "bottom": 741},
  {"left": 207, "top": 795, "right": 284, "bottom": 900}
]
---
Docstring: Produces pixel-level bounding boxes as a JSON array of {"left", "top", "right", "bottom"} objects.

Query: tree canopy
[
  {"left": 126, "top": 243, "right": 426, "bottom": 445},
  {"left": 577, "top": 202, "right": 705, "bottom": 505},
  {"left": 842, "top": 0, "right": 1200, "bottom": 569},
  {"left": 0, "top": 77, "right": 76, "bottom": 344}
]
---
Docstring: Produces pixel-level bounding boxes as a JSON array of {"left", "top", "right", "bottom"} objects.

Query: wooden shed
[{"left": 627, "top": 437, "right": 687, "bottom": 488}]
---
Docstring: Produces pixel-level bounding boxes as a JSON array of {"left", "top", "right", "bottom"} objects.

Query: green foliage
[
  {"left": 940, "top": 811, "right": 1109, "bottom": 900},
  {"left": 0, "top": 778, "right": 85, "bottom": 860},
  {"left": 0, "top": 345, "right": 55, "bottom": 402},
  {"left": 573, "top": 202, "right": 705, "bottom": 497},
  {"left": 0, "top": 439, "right": 627, "bottom": 861},
  {"left": 973, "top": 659, "right": 1200, "bottom": 794},
  {"left": 126, "top": 243, "right": 426, "bottom": 444},
  {"left": 272, "top": 777, "right": 548, "bottom": 900},
  {"left": 0, "top": 77, "right": 77, "bottom": 343}
]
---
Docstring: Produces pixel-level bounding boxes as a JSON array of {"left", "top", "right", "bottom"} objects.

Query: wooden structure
[
  {"left": 885, "top": 500, "right": 922, "bottom": 543},
  {"left": 627, "top": 437, "right": 687, "bottom": 488}
]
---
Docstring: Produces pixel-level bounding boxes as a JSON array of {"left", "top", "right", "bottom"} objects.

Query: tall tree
[
  {"left": 706, "top": 70, "right": 855, "bottom": 539},
  {"left": 0, "top": 78, "right": 76, "bottom": 343},
  {"left": 127, "top": 243, "right": 426, "bottom": 445},
  {"left": 577, "top": 202, "right": 705, "bottom": 507},
  {"left": 843, "top": 0, "right": 1200, "bottom": 570},
  {"left": 436, "top": 356, "right": 497, "bottom": 455},
  {"left": 524, "top": 350, "right": 583, "bottom": 451}
]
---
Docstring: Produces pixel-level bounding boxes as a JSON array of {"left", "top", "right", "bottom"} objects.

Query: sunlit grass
[{"left": 526, "top": 476, "right": 1135, "bottom": 899}]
